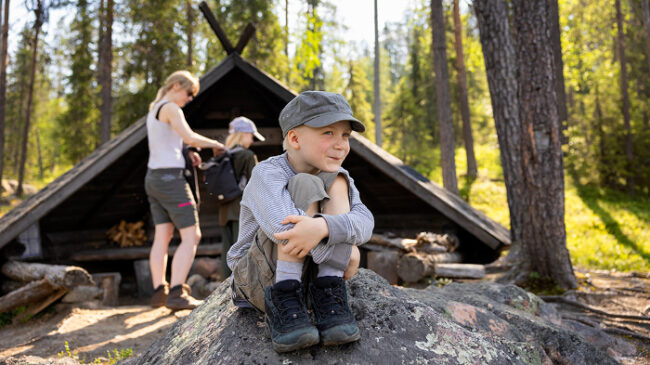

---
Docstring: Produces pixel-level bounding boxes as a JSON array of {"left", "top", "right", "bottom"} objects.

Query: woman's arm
[{"left": 161, "top": 103, "right": 224, "bottom": 151}]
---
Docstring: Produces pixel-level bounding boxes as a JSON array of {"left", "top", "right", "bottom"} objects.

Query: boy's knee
[
  {"left": 327, "top": 175, "right": 349, "bottom": 197},
  {"left": 287, "top": 173, "right": 329, "bottom": 212}
]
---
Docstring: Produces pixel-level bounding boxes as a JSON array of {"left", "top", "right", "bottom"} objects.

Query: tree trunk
[
  {"left": 17, "top": 2, "right": 43, "bottom": 197},
  {"left": 0, "top": 0, "right": 7, "bottom": 184},
  {"left": 512, "top": 0, "right": 576, "bottom": 289},
  {"left": 35, "top": 126, "right": 43, "bottom": 179},
  {"left": 615, "top": 0, "right": 634, "bottom": 193},
  {"left": 1, "top": 261, "right": 93, "bottom": 289},
  {"left": 640, "top": 0, "right": 650, "bottom": 74},
  {"left": 453, "top": 0, "right": 477, "bottom": 179},
  {"left": 186, "top": 0, "right": 193, "bottom": 67},
  {"left": 547, "top": 0, "right": 568, "bottom": 144},
  {"left": 430, "top": 0, "right": 458, "bottom": 195},
  {"left": 374, "top": 0, "right": 382, "bottom": 148},
  {"left": 285, "top": 0, "right": 290, "bottom": 84},
  {"left": 98, "top": 0, "right": 113, "bottom": 145},
  {"left": 474, "top": 0, "right": 524, "bottom": 258}
]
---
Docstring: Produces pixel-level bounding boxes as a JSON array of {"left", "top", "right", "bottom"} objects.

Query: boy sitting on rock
[{"left": 226, "top": 91, "right": 374, "bottom": 353}]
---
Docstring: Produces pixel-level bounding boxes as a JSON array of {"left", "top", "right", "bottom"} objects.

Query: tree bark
[
  {"left": 512, "top": 0, "right": 576, "bottom": 288},
  {"left": 615, "top": 0, "right": 634, "bottom": 193},
  {"left": 430, "top": 0, "right": 458, "bottom": 195},
  {"left": 0, "top": 279, "right": 56, "bottom": 313},
  {"left": 1, "top": 261, "right": 93, "bottom": 289},
  {"left": 640, "top": 0, "right": 650, "bottom": 74},
  {"left": 452, "top": 0, "right": 477, "bottom": 179},
  {"left": 17, "top": 1, "right": 43, "bottom": 197},
  {"left": 547, "top": 0, "right": 568, "bottom": 144},
  {"left": 186, "top": 0, "right": 193, "bottom": 67},
  {"left": 374, "top": 0, "right": 382, "bottom": 148},
  {"left": 0, "top": 0, "right": 7, "bottom": 184},
  {"left": 397, "top": 251, "right": 463, "bottom": 283},
  {"left": 474, "top": 0, "right": 524, "bottom": 257},
  {"left": 98, "top": 0, "right": 113, "bottom": 145},
  {"left": 35, "top": 126, "right": 43, "bottom": 179}
]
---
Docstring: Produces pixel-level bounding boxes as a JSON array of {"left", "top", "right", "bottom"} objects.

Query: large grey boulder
[{"left": 127, "top": 269, "right": 623, "bottom": 364}]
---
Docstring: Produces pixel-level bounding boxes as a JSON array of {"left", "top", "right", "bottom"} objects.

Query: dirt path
[
  {"left": 0, "top": 268, "right": 648, "bottom": 364},
  {"left": 0, "top": 303, "right": 191, "bottom": 364}
]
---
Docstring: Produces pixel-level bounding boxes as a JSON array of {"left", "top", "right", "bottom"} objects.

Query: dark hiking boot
[
  {"left": 264, "top": 280, "right": 319, "bottom": 353},
  {"left": 309, "top": 276, "right": 360, "bottom": 346},
  {"left": 165, "top": 284, "right": 203, "bottom": 310},
  {"left": 150, "top": 283, "right": 169, "bottom": 308}
]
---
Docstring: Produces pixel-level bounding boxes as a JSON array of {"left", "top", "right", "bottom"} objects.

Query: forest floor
[{"left": 0, "top": 267, "right": 648, "bottom": 365}]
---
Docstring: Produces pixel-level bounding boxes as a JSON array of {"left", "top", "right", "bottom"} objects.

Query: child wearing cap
[
  {"left": 227, "top": 91, "right": 374, "bottom": 353},
  {"left": 218, "top": 116, "right": 264, "bottom": 279}
]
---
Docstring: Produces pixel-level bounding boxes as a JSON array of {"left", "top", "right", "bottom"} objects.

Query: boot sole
[
  {"left": 265, "top": 316, "right": 320, "bottom": 353},
  {"left": 321, "top": 325, "right": 361, "bottom": 346}
]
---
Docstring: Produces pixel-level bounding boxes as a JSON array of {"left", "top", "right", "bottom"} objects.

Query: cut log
[
  {"left": 107, "top": 220, "right": 147, "bottom": 248},
  {"left": 397, "top": 252, "right": 463, "bottom": 283},
  {"left": 434, "top": 263, "right": 486, "bottom": 279},
  {"left": 415, "top": 232, "right": 459, "bottom": 253},
  {"left": 93, "top": 272, "right": 121, "bottom": 306},
  {"left": 12, "top": 289, "right": 67, "bottom": 324},
  {"left": 367, "top": 251, "right": 400, "bottom": 285},
  {"left": 0, "top": 279, "right": 57, "bottom": 313},
  {"left": 1, "top": 261, "right": 93, "bottom": 290},
  {"left": 61, "top": 285, "right": 103, "bottom": 303},
  {"left": 134, "top": 259, "right": 153, "bottom": 298},
  {"left": 368, "top": 234, "right": 417, "bottom": 251}
]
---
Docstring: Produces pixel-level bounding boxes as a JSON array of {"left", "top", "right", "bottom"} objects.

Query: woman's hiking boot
[
  {"left": 308, "top": 276, "right": 360, "bottom": 346},
  {"left": 264, "top": 280, "right": 319, "bottom": 353},
  {"left": 150, "top": 283, "right": 169, "bottom": 308},
  {"left": 165, "top": 283, "right": 203, "bottom": 310}
]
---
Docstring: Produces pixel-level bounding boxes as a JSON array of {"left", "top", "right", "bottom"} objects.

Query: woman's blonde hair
[
  {"left": 148, "top": 70, "right": 200, "bottom": 111},
  {"left": 225, "top": 132, "right": 249, "bottom": 149}
]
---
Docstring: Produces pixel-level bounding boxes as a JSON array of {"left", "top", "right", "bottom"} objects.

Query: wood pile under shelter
[{"left": 0, "top": 16, "right": 510, "bottom": 291}]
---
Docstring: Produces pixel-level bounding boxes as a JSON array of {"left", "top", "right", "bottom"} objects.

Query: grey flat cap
[{"left": 279, "top": 91, "right": 366, "bottom": 137}]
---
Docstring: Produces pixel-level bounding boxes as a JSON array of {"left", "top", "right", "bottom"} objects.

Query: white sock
[
  {"left": 275, "top": 260, "right": 303, "bottom": 283},
  {"left": 317, "top": 263, "right": 344, "bottom": 278}
]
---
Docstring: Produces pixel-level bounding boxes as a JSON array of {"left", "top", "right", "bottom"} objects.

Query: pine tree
[{"left": 56, "top": 0, "right": 99, "bottom": 164}]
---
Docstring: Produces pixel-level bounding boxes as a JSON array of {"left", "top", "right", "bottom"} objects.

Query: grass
[
  {"left": 427, "top": 144, "right": 650, "bottom": 273},
  {"left": 58, "top": 341, "right": 134, "bottom": 364}
]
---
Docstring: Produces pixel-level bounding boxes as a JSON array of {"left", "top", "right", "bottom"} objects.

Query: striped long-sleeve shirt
[{"left": 226, "top": 153, "right": 374, "bottom": 271}]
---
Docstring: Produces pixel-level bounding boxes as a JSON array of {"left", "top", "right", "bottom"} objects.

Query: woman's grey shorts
[{"left": 144, "top": 168, "right": 198, "bottom": 229}]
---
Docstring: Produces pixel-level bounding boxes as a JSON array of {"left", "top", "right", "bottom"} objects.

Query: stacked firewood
[
  {"left": 363, "top": 232, "right": 485, "bottom": 284},
  {"left": 107, "top": 220, "right": 147, "bottom": 247},
  {"left": 0, "top": 261, "right": 96, "bottom": 322}
]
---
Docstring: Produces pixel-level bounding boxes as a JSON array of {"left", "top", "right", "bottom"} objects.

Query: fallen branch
[
  {"left": 602, "top": 327, "right": 650, "bottom": 343},
  {"left": 541, "top": 295, "right": 650, "bottom": 322}
]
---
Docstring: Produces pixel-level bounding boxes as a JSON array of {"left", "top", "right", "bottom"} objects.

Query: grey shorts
[
  {"left": 144, "top": 168, "right": 198, "bottom": 229},
  {"left": 232, "top": 172, "right": 341, "bottom": 312}
]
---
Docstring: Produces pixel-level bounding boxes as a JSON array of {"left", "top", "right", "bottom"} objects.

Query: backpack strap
[{"left": 154, "top": 101, "right": 170, "bottom": 120}]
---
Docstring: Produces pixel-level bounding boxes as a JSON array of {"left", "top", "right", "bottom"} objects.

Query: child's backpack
[{"left": 199, "top": 147, "right": 246, "bottom": 205}]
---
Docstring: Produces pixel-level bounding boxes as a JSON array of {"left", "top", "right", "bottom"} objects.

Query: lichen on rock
[{"left": 124, "top": 269, "right": 626, "bottom": 365}]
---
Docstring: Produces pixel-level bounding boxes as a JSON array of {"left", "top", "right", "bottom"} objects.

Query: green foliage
[
  {"left": 57, "top": 341, "right": 134, "bottom": 364},
  {"left": 343, "top": 59, "right": 375, "bottom": 141},
  {"left": 55, "top": 0, "right": 99, "bottom": 164}
]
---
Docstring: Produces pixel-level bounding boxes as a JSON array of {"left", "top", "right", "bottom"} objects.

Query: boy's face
[{"left": 292, "top": 120, "right": 352, "bottom": 173}]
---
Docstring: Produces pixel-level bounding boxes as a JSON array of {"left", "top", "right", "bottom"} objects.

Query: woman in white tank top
[{"left": 145, "top": 70, "right": 225, "bottom": 310}]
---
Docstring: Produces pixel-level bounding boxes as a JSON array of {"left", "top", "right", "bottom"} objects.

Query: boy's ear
[{"left": 286, "top": 129, "right": 301, "bottom": 150}]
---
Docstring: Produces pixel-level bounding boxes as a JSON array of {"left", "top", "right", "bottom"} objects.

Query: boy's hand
[
  {"left": 274, "top": 215, "right": 328, "bottom": 258},
  {"left": 343, "top": 245, "right": 360, "bottom": 281}
]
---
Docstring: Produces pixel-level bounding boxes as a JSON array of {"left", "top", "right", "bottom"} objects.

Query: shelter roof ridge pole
[
  {"left": 199, "top": 1, "right": 235, "bottom": 54},
  {"left": 234, "top": 23, "right": 256, "bottom": 54}
]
